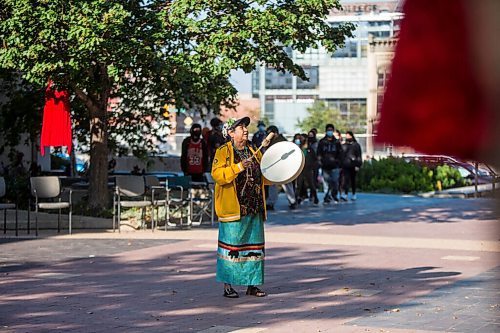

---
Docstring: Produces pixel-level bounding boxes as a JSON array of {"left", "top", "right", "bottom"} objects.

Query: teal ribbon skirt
[{"left": 216, "top": 214, "right": 265, "bottom": 286}]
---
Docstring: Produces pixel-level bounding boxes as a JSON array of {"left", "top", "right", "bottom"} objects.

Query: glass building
[{"left": 252, "top": 1, "right": 404, "bottom": 135}]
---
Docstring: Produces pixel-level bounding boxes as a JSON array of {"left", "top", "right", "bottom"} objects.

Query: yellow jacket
[{"left": 211, "top": 141, "right": 268, "bottom": 222}]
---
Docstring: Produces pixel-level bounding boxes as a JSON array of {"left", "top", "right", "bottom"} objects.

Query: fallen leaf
[{"left": 384, "top": 308, "right": 400, "bottom": 313}]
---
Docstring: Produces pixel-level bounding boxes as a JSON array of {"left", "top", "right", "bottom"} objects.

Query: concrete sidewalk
[{"left": 0, "top": 193, "right": 499, "bottom": 332}]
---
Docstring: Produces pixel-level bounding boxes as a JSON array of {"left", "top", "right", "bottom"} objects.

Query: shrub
[
  {"left": 357, "top": 157, "right": 465, "bottom": 194},
  {"left": 435, "top": 165, "right": 468, "bottom": 189}
]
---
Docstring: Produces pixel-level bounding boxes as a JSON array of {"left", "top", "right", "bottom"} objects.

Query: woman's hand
[{"left": 241, "top": 158, "right": 253, "bottom": 169}]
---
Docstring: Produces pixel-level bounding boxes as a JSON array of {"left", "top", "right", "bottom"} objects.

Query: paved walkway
[{"left": 0, "top": 193, "right": 499, "bottom": 332}]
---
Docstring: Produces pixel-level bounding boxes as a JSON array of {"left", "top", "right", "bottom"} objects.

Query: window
[
  {"left": 297, "top": 66, "right": 319, "bottom": 89},
  {"left": 251, "top": 70, "right": 260, "bottom": 97},
  {"left": 377, "top": 69, "right": 390, "bottom": 89},
  {"left": 377, "top": 72, "right": 385, "bottom": 88},
  {"left": 265, "top": 69, "right": 293, "bottom": 89},
  {"left": 339, "top": 102, "right": 348, "bottom": 116},
  {"left": 369, "top": 21, "right": 391, "bottom": 27},
  {"left": 370, "top": 31, "right": 390, "bottom": 38},
  {"left": 333, "top": 40, "right": 358, "bottom": 58}
]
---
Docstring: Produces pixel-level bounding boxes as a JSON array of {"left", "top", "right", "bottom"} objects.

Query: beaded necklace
[{"left": 232, "top": 142, "right": 253, "bottom": 195}]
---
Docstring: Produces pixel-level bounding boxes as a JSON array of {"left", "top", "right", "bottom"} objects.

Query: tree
[
  {"left": 0, "top": 70, "right": 44, "bottom": 159},
  {"left": 297, "top": 100, "right": 367, "bottom": 134},
  {"left": 0, "top": 0, "right": 353, "bottom": 211}
]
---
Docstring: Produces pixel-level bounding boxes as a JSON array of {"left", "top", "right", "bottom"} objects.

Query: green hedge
[{"left": 358, "top": 157, "right": 468, "bottom": 194}]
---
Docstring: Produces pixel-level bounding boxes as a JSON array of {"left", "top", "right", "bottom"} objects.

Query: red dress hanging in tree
[{"left": 40, "top": 82, "right": 72, "bottom": 156}]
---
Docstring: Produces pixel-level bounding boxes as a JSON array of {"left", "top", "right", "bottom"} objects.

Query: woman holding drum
[
  {"left": 211, "top": 117, "right": 269, "bottom": 298},
  {"left": 211, "top": 117, "right": 303, "bottom": 298}
]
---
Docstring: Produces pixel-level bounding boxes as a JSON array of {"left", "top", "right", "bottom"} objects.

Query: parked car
[
  {"left": 402, "top": 154, "right": 498, "bottom": 185},
  {"left": 52, "top": 153, "right": 87, "bottom": 174}
]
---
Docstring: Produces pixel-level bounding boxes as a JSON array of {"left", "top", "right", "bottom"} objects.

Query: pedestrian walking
[
  {"left": 317, "top": 124, "right": 343, "bottom": 203},
  {"left": 212, "top": 117, "right": 268, "bottom": 298},
  {"left": 334, "top": 129, "right": 346, "bottom": 197},
  {"left": 307, "top": 130, "right": 319, "bottom": 153},
  {"left": 307, "top": 130, "right": 320, "bottom": 192},
  {"left": 296, "top": 134, "right": 319, "bottom": 205},
  {"left": 341, "top": 131, "right": 363, "bottom": 201}
]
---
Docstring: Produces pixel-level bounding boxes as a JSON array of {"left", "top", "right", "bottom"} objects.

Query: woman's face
[
  {"left": 345, "top": 133, "right": 353, "bottom": 140},
  {"left": 229, "top": 124, "right": 248, "bottom": 143}
]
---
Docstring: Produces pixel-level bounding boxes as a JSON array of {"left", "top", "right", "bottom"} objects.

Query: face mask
[
  {"left": 346, "top": 138, "right": 353, "bottom": 142},
  {"left": 258, "top": 125, "right": 265, "bottom": 131},
  {"left": 326, "top": 130, "right": 334, "bottom": 137},
  {"left": 192, "top": 132, "right": 201, "bottom": 139},
  {"left": 294, "top": 139, "right": 301, "bottom": 145}
]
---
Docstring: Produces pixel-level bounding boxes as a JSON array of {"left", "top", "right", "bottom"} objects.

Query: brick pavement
[{"left": 0, "top": 193, "right": 499, "bottom": 333}]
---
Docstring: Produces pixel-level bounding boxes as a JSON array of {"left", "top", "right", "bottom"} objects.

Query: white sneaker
[{"left": 351, "top": 194, "right": 357, "bottom": 201}]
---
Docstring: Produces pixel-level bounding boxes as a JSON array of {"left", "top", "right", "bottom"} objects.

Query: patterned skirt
[{"left": 216, "top": 214, "right": 265, "bottom": 286}]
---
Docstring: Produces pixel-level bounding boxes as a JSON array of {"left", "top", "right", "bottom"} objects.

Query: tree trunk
[
  {"left": 88, "top": 106, "right": 109, "bottom": 210},
  {"left": 72, "top": 78, "right": 111, "bottom": 212}
]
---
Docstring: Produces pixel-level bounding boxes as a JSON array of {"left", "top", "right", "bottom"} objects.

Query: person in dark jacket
[
  {"left": 207, "top": 117, "right": 226, "bottom": 167},
  {"left": 181, "top": 123, "right": 209, "bottom": 182},
  {"left": 307, "top": 130, "right": 318, "bottom": 153},
  {"left": 317, "top": 124, "right": 343, "bottom": 203},
  {"left": 296, "top": 134, "right": 319, "bottom": 205},
  {"left": 341, "top": 131, "right": 362, "bottom": 201}
]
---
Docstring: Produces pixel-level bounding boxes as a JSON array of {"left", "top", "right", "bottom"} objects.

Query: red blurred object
[
  {"left": 40, "top": 81, "right": 72, "bottom": 156},
  {"left": 377, "top": 0, "right": 492, "bottom": 160}
]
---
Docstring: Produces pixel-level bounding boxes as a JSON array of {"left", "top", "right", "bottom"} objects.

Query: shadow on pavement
[{"left": 0, "top": 243, "right": 466, "bottom": 332}]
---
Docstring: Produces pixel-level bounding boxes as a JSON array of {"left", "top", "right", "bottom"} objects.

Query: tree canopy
[{"left": 0, "top": 0, "right": 354, "bottom": 209}]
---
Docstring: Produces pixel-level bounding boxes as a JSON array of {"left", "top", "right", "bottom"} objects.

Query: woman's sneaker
[{"left": 351, "top": 194, "right": 357, "bottom": 201}]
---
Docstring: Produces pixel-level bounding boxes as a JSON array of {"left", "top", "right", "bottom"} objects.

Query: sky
[{"left": 230, "top": 69, "right": 252, "bottom": 95}]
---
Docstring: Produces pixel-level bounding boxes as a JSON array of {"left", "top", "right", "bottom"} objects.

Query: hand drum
[{"left": 260, "top": 141, "right": 305, "bottom": 185}]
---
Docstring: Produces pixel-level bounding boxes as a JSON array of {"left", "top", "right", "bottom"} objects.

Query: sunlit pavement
[{"left": 0, "top": 193, "right": 498, "bottom": 332}]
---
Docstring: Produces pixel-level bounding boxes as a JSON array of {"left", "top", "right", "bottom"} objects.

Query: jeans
[
  {"left": 322, "top": 168, "right": 340, "bottom": 200},
  {"left": 267, "top": 183, "right": 296, "bottom": 206}
]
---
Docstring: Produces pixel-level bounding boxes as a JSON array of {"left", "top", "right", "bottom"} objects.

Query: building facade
[
  {"left": 366, "top": 35, "right": 398, "bottom": 157},
  {"left": 252, "top": 1, "right": 403, "bottom": 139}
]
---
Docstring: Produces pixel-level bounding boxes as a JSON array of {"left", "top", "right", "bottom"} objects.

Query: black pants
[
  {"left": 297, "top": 169, "right": 318, "bottom": 201},
  {"left": 342, "top": 167, "right": 356, "bottom": 195}
]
